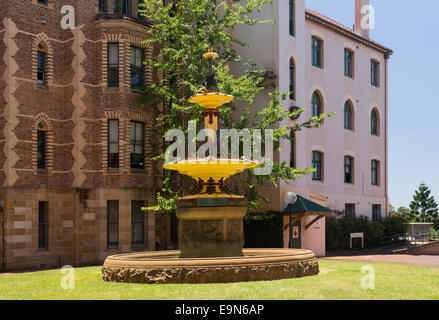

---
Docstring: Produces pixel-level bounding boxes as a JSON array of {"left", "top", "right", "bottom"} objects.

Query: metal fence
[{"left": 381, "top": 231, "right": 439, "bottom": 248}]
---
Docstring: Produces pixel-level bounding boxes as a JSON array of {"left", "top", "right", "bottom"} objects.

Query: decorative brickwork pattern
[
  {"left": 71, "top": 26, "right": 87, "bottom": 187},
  {"left": 2, "top": 18, "right": 19, "bottom": 187}
]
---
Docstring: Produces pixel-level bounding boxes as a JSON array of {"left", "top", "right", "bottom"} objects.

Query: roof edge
[{"left": 305, "top": 9, "right": 393, "bottom": 55}]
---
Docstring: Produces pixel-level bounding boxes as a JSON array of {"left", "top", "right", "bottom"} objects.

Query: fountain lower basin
[{"left": 102, "top": 248, "right": 319, "bottom": 284}]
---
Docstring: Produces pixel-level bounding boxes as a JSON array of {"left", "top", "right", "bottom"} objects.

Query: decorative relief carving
[
  {"left": 226, "top": 220, "right": 242, "bottom": 242},
  {"left": 200, "top": 220, "right": 223, "bottom": 242},
  {"left": 102, "top": 258, "right": 319, "bottom": 284},
  {"left": 180, "top": 220, "right": 198, "bottom": 244}
]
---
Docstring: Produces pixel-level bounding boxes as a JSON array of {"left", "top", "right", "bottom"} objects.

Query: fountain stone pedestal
[{"left": 177, "top": 197, "right": 247, "bottom": 258}]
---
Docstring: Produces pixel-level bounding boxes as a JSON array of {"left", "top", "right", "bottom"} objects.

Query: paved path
[{"left": 323, "top": 254, "right": 439, "bottom": 267}]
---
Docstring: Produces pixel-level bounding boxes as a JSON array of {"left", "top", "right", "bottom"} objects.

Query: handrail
[{"left": 381, "top": 231, "right": 439, "bottom": 247}]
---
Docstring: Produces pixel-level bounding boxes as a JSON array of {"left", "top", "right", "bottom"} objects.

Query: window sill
[
  {"left": 37, "top": 84, "right": 48, "bottom": 90},
  {"left": 344, "top": 129, "right": 355, "bottom": 135},
  {"left": 130, "top": 168, "right": 147, "bottom": 175},
  {"left": 311, "top": 64, "right": 323, "bottom": 70},
  {"left": 311, "top": 180, "right": 325, "bottom": 185},
  {"left": 130, "top": 88, "right": 145, "bottom": 94},
  {"left": 104, "top": 86, "right": 120, "bottom": 92},
  {"left": 37, "top": 169, "right": 48, "bottom": 175}
]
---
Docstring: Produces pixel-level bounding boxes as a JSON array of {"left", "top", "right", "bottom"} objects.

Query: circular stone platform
[{"left": 102, "top": 249, "right": 319, "bottom": 284}]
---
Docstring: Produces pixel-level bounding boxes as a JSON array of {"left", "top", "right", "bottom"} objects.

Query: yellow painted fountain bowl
[
  {"left": 188, "top": 92, "right": 234, "bottom": 109},
  {"left": 163, "top": 159, "right": 258, "bottom": 182}
]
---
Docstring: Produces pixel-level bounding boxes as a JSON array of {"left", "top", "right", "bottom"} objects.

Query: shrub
[{"left": 326, "top": 214, "right": 408, "bottom": 250}]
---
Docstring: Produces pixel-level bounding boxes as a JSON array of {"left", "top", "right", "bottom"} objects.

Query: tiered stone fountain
[{"left": 102, "top": 51, "right": 319, "bottom": 284}]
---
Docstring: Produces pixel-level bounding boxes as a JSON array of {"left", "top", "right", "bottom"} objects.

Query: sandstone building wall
[{"left": 0, "top": 0, "right": 165, "bottom": 271}]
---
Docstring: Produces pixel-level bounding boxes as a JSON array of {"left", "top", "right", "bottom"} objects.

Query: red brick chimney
[{"left": 355, "top": 0, "right": 370, "bottom": 39}]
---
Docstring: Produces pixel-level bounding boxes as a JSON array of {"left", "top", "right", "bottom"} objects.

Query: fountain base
[{"left": 102, "top": 249, "right": 319, "bottom": 284}]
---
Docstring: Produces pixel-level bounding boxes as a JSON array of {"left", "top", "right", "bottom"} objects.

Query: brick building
[{"left": 0, "top": 0, "right": 166, "bottom": 271}]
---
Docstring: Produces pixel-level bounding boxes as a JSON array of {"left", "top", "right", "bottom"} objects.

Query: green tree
[
  {"left": 408, "top": 183, "right": 439, "bottom": 230},
  {"left": 139, "top": 0, "right": 333, "bottom": 214},
  {"left": 389, "top": 204, "right": 410, "bottom": 218}
]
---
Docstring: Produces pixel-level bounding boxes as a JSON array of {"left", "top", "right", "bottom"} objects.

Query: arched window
[
  {"left": 312, "top": 151, "right": 323, "bottom": 181},
  {"left": 37, "top": 43, "right": 47, "bottom": 87},
  {"left": 344, "top": 156, "right": 354, "bottom": 184},
  {"left": 344, "top": 101, "right": 353, "bottom": 130},
  {"left": 311, "top": 91, "right": 322, "bottom": 117},
  {"left": 371, "top": 108, "right": 379, "bottom": 136},
  {"left": 37, "top": 122, "right": 48, "bottom": 170},
  {"left": 290, "top": 131, "right": 295, "bottom": 168},
  {"left": 289, "top": 58, "right": 295, "bottom": 100}
]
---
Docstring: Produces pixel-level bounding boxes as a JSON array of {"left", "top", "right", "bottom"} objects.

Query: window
[
  {"left": 290, "top": 131, "right": 295, "bottom": 168},
  {"left": 38, "top": 201, "right": 48, "bottom": 250},
  {"left": 311, "top": 91, "right": 322, "bottom": 117},
  {"left": 344, "top": 101, "right": 353, "bottom": 130},
  {"left": 345, "top": 203, "right": 356, "bottom": 217},
  {"left": 107, "top": 43, "right": 119, "bottom": 87},
  {"left": 312, "top": 151, "right": 323, "bottom": 181},
  {"left": 344, "top": 156, "right": 353, "bottom": 184},
  {"left": 131, "top": 200, "right": 145, "bottom": 245},
  {"left": 37, "top": 47, "right": 46, "bottom": 87},
  {"left": 344, "top": 49, "right": 354, "bottom": 77},
  {"left": 371, "top": 60, "right": 379, "bottom": 86},
  {"left": 371, "top": 160, "right": 379, "bottom": 186},
  {"left": 98, "top": 0, "right": 106, "bottom": 12},
  {"left": 311, "top": 37, "right": 323, "bottom": 68},
  {"left": 38, "top": 0, "right": 47, "bottom": 4},
  {"left": 130, "top": 46, "right": 144, "bottom": 89},
  {"left": 130, "top": 121, "right": 145, "bottom": 169},
  {"left": 37, "top": 126, "right": 46, "bottom": 170},
  {"left": 289, "top": 59, "right": 295, "bottom": 100},
  {"left": 371, "top": 108, "right": 379, "bottom": 136},
  {"left": 107, "top": 200, "right": 119, "bottom": 246},
  {"left": 108, "top": 119, "right": 119, "bottom": 168},
  {"left": 114, "top": 0, "right": 130, "bottom": 15},
  {"left": 289, "top": 0, "right": 295, "bottom": 36},
  {"left": 372, "top": 204, "right": 382, "bottom": 221}
]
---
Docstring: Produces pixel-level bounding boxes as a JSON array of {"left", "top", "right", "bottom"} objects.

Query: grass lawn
[{"left": 0, "top": 259, "right": 438, "bottom": 300}]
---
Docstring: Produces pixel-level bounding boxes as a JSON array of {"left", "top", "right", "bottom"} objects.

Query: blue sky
[{"left": 306, "top": 0, "right": 439, "bottom": 209}]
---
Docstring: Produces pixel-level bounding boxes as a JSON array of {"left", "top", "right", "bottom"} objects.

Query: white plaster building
[{"left": 232, "top": 0, "right": 392, "bottom": 256}]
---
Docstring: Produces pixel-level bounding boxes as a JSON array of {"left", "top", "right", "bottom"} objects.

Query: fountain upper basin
[{"left": 163, "top": 159, "right": 258, "bottom": 182}]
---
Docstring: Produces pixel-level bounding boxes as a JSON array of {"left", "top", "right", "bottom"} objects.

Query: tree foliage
[
  {"left": 139, "top": 0, "right": 333, "bottom": 214},
  {"left": 407, "top": 183, "right": 439, "bottom": 230}
]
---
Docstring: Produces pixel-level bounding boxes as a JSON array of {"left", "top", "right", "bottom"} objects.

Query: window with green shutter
[
  {"left": 312, "top": 37, "right": 323, "bottom": 68},
  {"left": 371, "top": 60, "right": 379, "bottom": 86},
  {"left": 289, "top": 0, "right": 295, "bottom": 36},
  {"left": 344, "top": 49, "right": 353, "bottom": 77}
]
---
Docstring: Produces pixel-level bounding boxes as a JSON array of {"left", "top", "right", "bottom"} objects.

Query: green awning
[{"left": 283, "top": 195, "right": 332, "bottom": 215}]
